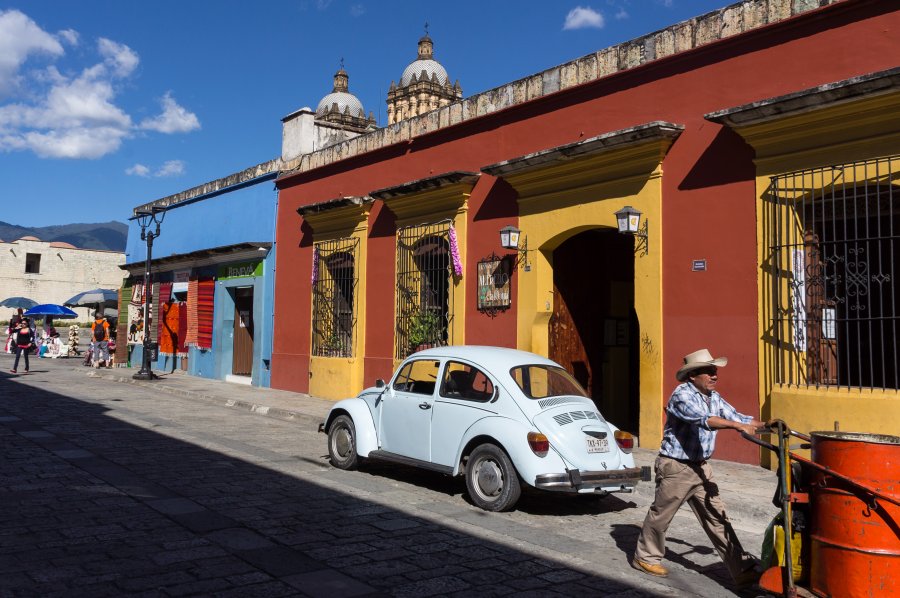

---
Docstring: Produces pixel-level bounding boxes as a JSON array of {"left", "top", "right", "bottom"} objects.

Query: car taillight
[
  {"left": 527, "top": 432, "right": 549, "bottom": 457},
  {"left": 614, "top": 430, "right": 634, "bottom": 453}
]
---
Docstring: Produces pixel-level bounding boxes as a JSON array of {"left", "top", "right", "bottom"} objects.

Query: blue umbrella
[
  {"left": 64, "top": 288, "right": 119, "bottom": 308},
  {"left": 0, "top": 296, "right": 38, "bottom": 309},
  {"left": 23, "top": 304, "right": 78, "bottom": 319}
]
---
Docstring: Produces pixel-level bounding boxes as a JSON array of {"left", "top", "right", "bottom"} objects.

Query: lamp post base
[{"left": 132, "top": 370, "right": 158, "bottom": 381}]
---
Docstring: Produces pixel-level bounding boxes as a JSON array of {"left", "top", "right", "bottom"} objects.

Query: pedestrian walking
[
  {"left": 90, "top": 312, "right": 112, "bottom": 368},
  {"left": 6, "top": 308, "right": 24, "bottom": 353},
  {"left": 631, "top": 348, "right": 764, "bottom": 589},
  {"left": 11, "top": 317, "right": 35, "bottom": 373}
]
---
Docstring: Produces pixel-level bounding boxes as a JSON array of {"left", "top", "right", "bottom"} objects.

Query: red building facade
[{"left": 273, "top": 0, "right": 900, "bottom": 463}]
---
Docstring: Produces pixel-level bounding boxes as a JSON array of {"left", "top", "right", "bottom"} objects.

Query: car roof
[{"left": 408, "top": 345, "right": 558, "bottom": 372}]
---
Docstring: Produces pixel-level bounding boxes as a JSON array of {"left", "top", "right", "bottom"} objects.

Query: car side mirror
[{"left": 375, "top": 379, "right": 385, "bottom": 388}]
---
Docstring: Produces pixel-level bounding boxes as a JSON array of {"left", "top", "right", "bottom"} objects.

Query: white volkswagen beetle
[{"left": 320, "top": 346, "right": 649, "bottom": 512}]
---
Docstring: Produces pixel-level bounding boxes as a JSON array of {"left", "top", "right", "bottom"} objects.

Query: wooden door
[
  {"left": 548, "top": 229, "right": 638, "bottom": 433},
  {"left": 232, "top": 287, "right": 254, "bottom": 376}
]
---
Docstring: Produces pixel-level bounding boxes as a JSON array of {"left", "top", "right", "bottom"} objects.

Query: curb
[{"left": 84, "top": 369, "right": 325, "bottom": 426}]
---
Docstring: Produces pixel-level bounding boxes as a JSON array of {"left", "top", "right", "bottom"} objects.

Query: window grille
[
  {"left": 311, "top": 237, "right": 359, "bottom": 357},
  {"left": 765, "top": 155, "right": 899, "bottom": 390},
  {"left": 395, "top": 220, "right": 454, "bottom": 359}
]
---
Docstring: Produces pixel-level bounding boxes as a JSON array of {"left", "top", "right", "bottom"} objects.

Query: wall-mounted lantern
[
  {"left": 614, "top": 205, "right": 648, "bottom": 256},
  {"left": 499, "top": 225, "right": 531, "bottom": 271}
]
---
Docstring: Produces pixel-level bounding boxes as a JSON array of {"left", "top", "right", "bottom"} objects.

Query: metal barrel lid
[{"left": 811, "top": 431, "right": 900, "bottom": 445}]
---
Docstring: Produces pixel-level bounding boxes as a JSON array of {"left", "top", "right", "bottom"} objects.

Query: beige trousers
[{"left": 634, "top": 455, "right": 749, "bottom": 580}]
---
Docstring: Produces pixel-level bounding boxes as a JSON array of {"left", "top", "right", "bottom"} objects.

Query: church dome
[
  {"left": 316, "top": 92, "right": 365, "bottom": 117},
  {"left": 316, "top": 67, "right": 365, "bottom": 118},
  {"left": 400, "top": 59, "right": 449, "bottom": 86},
  {"left": 399, "top": 34, "right": 450, "bottom": 87}
]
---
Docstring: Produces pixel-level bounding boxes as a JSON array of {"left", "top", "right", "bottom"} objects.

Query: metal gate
[
  {"left": 395, "top": 220, "right": 454, "bottom": 359},
  {"left": 311, "top": 238, "right": 359, "bottom": 357},
  {"left": 766, "top": 155, "right": 899, "bottom": 390}
]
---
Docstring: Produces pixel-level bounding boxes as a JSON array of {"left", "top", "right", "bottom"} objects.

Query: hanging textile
[
  {"left": 185, "top": 278, "right": 199, "bottom": 346},
  {"left": 159, "top": 299, "right": 179, "bottom": 355},
  {"left": 197, "top": 278, "right": 215, "bottom": 349},
  {"left": 115, "top": 282, "right": 131, "bottom": 364},
  {"left": 127, "top": 282, "right": 145, "bottom": 345},
  {"left": 177, "top": 302, "right": 188, "bottom": 357},
  {"left": 150, "top": 282, "right": 160, "bottom": 343},
  {"left": 157, "top": 282, "right": 172, "bottom": 342}
]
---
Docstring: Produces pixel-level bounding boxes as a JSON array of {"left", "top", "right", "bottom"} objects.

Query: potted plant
[{"left": 408, "top": 309, "right": 442, "bottom": 352}]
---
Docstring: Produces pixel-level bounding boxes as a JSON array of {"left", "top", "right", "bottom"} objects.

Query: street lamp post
[{"left": 133, "top": 207, "right": 165, "bottom": 381}]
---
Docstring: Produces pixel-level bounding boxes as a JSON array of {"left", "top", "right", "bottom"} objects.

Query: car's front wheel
[
  {"left": 465, "top": 444, "right": 521, "bottom": 512},
  {"left": 327, "top": 414, "right": 359, "bottom": 470}
]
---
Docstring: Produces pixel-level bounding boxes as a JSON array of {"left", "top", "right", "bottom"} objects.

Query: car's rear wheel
[
  {"left": 327, "top": 415, "right": 358, "bottom": 470},
  {"left": 465, "top": 444, "right": 521, "bottom": 512}
]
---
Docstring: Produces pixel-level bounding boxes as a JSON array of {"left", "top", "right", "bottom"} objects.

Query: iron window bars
[
  {"left": 311, "top": 237, "right": 359, "bottom": 358},
  {"left": 766, "top": 155, "right": 898, "bottom": 390},
  {"left": 395, "top": 219, "right": 455, "bottom": 360}
]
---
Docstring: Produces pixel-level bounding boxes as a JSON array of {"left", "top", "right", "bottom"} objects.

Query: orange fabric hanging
[
  {"left": 185, "top": 279, "right": 199, "bottom": 346},
  {"left": 159, "top": 300, "right": 180, "bottom": 355}
]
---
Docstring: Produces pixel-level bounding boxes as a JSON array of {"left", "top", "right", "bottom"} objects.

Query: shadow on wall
[
  {"left": 0, "top": 375, "right": 655, "bottom": 596},
  {"left": 678, "top": 126, "right": 756, "bottom": 191}
]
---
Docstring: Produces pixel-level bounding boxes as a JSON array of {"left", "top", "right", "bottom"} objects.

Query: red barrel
[{"left": 810, "top": 431, "right": 900, "bottom": 597}]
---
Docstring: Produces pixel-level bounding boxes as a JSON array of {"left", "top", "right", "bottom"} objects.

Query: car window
[
  {"left": 392, "top": 360, "right": 440, "bottom": 395},
  {"left": 440, "top": 361, "right": 495, "bottom": 402},
  {"left": 509, "top": 365, "right": 590, "bottom": 399}
]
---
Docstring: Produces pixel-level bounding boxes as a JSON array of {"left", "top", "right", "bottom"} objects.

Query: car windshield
[{"left": 509, "top": 365, "right": 590, "bottom": 399}]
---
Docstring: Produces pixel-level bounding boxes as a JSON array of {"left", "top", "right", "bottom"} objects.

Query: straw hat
[{"left": 676, "top": 348, "right": 728, "bottom": 381}]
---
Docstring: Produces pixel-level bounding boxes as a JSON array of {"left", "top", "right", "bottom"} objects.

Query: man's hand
[
  {"left": 736, "top": 422, "right": 761, "bottom": 436},
  {"left": 708, "top": 416, "right": 765, "bottom": 435}
]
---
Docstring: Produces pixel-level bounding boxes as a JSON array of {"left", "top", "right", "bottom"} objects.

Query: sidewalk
[{"left": 81, "top": 365, "right": 780, "bottom": 531}]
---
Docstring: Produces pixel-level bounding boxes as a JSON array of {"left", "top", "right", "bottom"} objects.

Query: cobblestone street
[{"left": 1, "top": 356, "right": 771, "bottom": 597}]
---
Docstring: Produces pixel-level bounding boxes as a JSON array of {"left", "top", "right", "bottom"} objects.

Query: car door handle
[{"left": 419, "top": 402, "right": 432, "bottom": 410}]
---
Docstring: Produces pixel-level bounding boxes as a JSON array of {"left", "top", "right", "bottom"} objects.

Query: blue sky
[{"left": 2, "top": 0, "right": 728, "bottom": 228}]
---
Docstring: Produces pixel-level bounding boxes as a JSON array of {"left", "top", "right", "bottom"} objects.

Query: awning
[{"left": 121, "top": 242, "right": 272, "bottom": 275}]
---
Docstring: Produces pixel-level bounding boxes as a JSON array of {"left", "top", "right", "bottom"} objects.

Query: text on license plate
[{"left": 585, "top": 436, "right": 609, "bottom": 453}]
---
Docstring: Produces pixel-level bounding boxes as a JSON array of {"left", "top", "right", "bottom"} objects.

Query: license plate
[{"left": 585, "top": 436, "right": 609, "bottom": 453}]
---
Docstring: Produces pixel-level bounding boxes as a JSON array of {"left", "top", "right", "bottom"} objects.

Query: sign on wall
[
  {"left": 477, "top": 255, "right": 511, "bottom": 316},
  {"left": 217, "top": 261, "right": 263, "bottom": 280}
]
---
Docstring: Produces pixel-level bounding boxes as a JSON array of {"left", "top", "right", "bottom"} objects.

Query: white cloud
[
  {"left": 563, "top": 6, "right": 605, "bottom": 30},
  {"left": 0, "top": 9, "right": 65, "bottom": 96},
  {"left": 57, "top": 29, "right": 79, "bottom": 46},
  {"left": 350, "top": 4, "right": 365, "bottom": 17},
  {"left": 0, "top": 10, "right": 199, "bottom": 160},
  {"left": 156, "top": 159, "right": 185, "bottom": 177},
  {"left": 316, "top": 0, "right": 333, "bottom": 10},
  {"left": 126, "top": 160, "right": 185, "bottom": 178},
  {"left": 661, "top": 0, "right": 674, "bottom": 6},
  {"left": 126, "top": 163, "right": 150, "bottom": 177},
  {"left": 139, "top": 92, "right": 200, "bottom": 134},
  {"left": 615, "top": 7, "right": 629, "bottom": 19},
  {"left": 98, "top": 38, "right": 139, "bottom": 77},
  {"left": 13, "top": 126, "right": 129, "bottom": 159}
]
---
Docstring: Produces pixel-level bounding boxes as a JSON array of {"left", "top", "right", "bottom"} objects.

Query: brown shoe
[{"left": 632, "top": 557, "right": 669, "bottom": 577}]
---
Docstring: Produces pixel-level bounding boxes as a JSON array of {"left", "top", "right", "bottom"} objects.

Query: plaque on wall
[{"left": 477, "top": 255, "right": 511, "bottom": 316}]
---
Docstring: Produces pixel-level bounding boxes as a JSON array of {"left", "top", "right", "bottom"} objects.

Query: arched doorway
[{"left": 548, "top": 228, "right": 639, "bottom": 434}]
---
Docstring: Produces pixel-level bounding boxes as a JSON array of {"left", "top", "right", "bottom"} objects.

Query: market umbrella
[
  {"left": 64, "top": 288, "right": 119, "bottom": 308},
  {"left": 0, "top": 296, "right": 38, "bottom": 309},
  {"left": 23, "top": 304, "right": 78, "bottom": 319}
]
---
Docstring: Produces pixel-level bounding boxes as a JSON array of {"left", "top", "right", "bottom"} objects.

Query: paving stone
[{"left": 282, "top": 569, "right": 377, "bottom": 597}]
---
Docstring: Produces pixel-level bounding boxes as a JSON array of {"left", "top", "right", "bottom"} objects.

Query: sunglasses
[{"left": 693, "top": 366, "right": 718, "bottom": 376}]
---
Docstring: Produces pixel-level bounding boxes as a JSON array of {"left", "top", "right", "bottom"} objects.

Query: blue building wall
[
  {"left": 125, "top": 176, "right": 277, "bottom": 263},
  {"left": 124, "top": 174, "right": 279, "bottom": 387}
]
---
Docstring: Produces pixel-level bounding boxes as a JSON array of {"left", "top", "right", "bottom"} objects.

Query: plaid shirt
[{"left": 659, "top": 382, "right": 753, "bottom": 462}]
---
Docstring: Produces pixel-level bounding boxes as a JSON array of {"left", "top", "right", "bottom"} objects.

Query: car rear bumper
[{"left": 534, "top": 466, "right": 651, "bottom": 492}]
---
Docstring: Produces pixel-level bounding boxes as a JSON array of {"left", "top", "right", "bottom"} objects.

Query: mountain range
[{"left": 0, "top": 221, "right": 128, "bottom": 252}]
